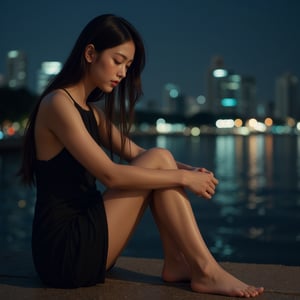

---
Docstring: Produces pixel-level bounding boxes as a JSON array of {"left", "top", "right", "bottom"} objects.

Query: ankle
[{"left": 191, "top": 258, "right": 217, "bottom": 279}]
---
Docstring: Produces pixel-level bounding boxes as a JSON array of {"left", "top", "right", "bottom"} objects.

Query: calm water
[{"left": 1, "top": 134, "right": 300, "bottom": 266}]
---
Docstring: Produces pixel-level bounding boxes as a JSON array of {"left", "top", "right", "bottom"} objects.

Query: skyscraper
[
  {"left": 240, "top": 76, "right": 256, "bottom": 118},
  {"left": 207, "top": 56, "right": 241, "bottom": 117},
  {"left": 206, "top": 56, "right": 256, "bottom": 119},
  {"left": 274, "top": 73, "right": 299, "bottom": 121},
  {"left": 36, "top": 61, "right": 62, "bottom": 95},
  {"left": 161, "top": 83, "right": 184, "bottom": 115},
  {"left": 6, "top": 50, "right": 27, "bottom": 89},
  {"left": 206, "top": 56, "right": 225, "bottom": 114}
]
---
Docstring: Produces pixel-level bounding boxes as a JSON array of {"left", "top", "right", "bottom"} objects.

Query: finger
[
  {"left": 207, "top": 187, "right": 215, "bottom": 195},
  {"left": 198, "top": 167, "right": 211, "bottom": 174},
  {"left": 205, "top": 191, "right": 213, "bottom": 199},
  {"left": 212, "top": 177, "right": 219, "bottom": 185},
  {"left": 209, "top": 182, "right": 216, "bottom": 190},
  {"left": 200, "top": 190, "right": 213, "bottom": 199}
]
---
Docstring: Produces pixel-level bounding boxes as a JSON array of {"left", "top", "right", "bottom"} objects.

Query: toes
[
  {"left": 244, "top": 285, "right": 264, "bottom": 297},
  {"left": 247, "top": 286, "right": 258, "bottom": 296},
  {"left": 257, "top": 286, "right": 264, "bottom": 294}
]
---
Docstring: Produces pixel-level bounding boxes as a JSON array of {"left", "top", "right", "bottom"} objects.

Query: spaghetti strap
[
  {"left": 62, "top": 88, "right": 76, "bottom": 104},
  {"left": 62, "top": 88, "right": 92, "bottom": 112}
]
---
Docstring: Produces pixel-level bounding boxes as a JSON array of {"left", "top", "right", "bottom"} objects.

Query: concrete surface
[{"left": 0, "top": 250, "right": 299, "bottom": 299}]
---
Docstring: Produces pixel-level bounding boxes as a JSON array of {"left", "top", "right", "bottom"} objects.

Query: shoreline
[{"left": 1, "top": 130, "right": 299, "bottom": 152}]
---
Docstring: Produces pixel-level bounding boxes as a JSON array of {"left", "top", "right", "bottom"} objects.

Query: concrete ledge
[{"left": 0, "top": 251, "right": 299, "bottom": 299}]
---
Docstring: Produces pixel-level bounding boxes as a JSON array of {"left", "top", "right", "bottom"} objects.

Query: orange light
[
  {"left": 264, "top": 117, "right": 273, "bottom": 127},
  {"left": 234, "top": 118, "right": 243, "bottom": 127},
  {"left": 7, "top": 127, "right": 15, "bottom": 136}
]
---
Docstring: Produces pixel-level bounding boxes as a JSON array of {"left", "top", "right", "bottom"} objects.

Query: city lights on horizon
[
  {"left": 0, "top": 49, "right": 300, "bottom": 139},
  {"left": 143, "top": 116, "right": 300, "bottom": 136}
]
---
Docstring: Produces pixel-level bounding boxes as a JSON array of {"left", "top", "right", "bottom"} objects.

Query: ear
[{"left": 84, "top": 44, "right": 96, "bottom": 63}]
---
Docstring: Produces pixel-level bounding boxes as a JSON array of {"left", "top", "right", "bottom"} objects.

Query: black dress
[{"left": 32, "top": 92, "right": 108, "bottom": 288}]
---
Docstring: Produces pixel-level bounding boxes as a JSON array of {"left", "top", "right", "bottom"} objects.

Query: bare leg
[
  {"left": 103, "top": 187, "right": 150, "bottom": 268},
  {"left": 152, "top": 187, "right": 264, "bottom": 297},
  {"left": 149, "top": 202, "right": 191, "bottom": 282},
  {"left": 104, "top": 148, "right": 264, "bottom": 297}
]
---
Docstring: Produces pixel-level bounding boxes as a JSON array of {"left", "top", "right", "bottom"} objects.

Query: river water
[{"left": 1, "top": 134, "right": 299, "bottom": 266}]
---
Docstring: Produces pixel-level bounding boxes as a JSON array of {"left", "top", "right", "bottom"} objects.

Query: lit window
[
  {"left": 169, "top": 88, "right": 179, "bottom": 98},
  {"left": 213, "top": 69, "right": 228, "bottom": 78},
  {"left": 221, "top": 98, "right": 237, "bottom": 107}
]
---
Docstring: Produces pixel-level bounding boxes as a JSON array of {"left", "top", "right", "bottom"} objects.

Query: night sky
[{"left": 1, "top": 0, "right": 299, "bottom": 105}]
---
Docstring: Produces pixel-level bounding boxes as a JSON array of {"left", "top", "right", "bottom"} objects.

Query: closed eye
[{"left": 114, "top": 59, "right": 122, "bottom": 65}]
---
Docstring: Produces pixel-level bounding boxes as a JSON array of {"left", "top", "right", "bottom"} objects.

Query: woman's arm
[
  {"left": 91, "top": 104, "right": 145, "bottom": 161},
  {"left": 176, "top": 161, "right": 213, "bottom": 174},
  {"left": 40, "top": 93, "right": 217, "bottom": 197},
  {"left": 92, "top": 105, "right": 213, "bottom": 173}
]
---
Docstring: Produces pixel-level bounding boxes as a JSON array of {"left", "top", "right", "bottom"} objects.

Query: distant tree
[
  {"left": 134, "top": 110, "right": 159, "bottom": 125},
  {"left": 187, "top": 112, "right": 215, "bottom": 126},
  {"left": 134, "top": 110, "right": 186, "bottom": 125},
  {"left": 0, "top": 87, "right": 37, "bottom": 122}
]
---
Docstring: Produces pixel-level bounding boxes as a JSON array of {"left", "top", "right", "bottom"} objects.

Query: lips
[{"left": 111, "top": 80, "right": 119, "bottom": 87}]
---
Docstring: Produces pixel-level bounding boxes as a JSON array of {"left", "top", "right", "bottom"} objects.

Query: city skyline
[
  {"left": 1, "top": 0, "right": 300, "bottom": 104},
  {"left": 1, "top": 49, "right": 299, "bottom": 139},
  {"left": 3, "top": 48, "right": 299, "bottom": 124}
]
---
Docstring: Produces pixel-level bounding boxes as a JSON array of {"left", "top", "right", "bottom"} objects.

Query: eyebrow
[{"left": 114, "top": 52, "right": 134, "bottom": 62}]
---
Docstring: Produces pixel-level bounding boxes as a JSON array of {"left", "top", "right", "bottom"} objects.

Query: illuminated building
[
  {"left": 6, "top": 50, "right": 27, "bottom": 89},
  {"left": 161, "top": 83, "right": 184, "bottom": 115},
  {"left": 240, "top": 76, "right": 256, "bottom": 118},
  {"left": 36, "top": 61, "right": 62, "bottom": 95},
  {"left": 274, "top": 73, "right": 299, "bottom": 121},
  {"left": 206, "top": 56, "right": 256, "bottom": 118}
]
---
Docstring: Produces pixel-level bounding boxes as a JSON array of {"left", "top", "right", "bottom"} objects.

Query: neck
[{"left": 65, "top": 81, "right": 95, "bottom": 107}]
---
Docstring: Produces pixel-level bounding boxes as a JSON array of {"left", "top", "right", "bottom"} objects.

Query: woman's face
[{"left": 87, "top": 41, "right": 135, "bottom": 92}]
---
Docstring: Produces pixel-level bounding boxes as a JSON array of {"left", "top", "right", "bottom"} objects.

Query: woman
[{"left": 19, "top": 14, "right": 263, "bottom": 297}]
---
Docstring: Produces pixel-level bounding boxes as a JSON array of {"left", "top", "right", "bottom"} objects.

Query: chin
[{"left": 99, "top": 85, "right": 114, "bottom": 93}]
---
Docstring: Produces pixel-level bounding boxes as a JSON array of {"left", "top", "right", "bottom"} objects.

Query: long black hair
[{"left": 19, "top": 14, "right": 145, "bottom": 185}]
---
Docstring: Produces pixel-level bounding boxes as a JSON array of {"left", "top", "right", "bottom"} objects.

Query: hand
[
  {"left": 185, "top": 169, "right": 219, "bottom": 199},
  {"left": 192, "top": 166, "right": 215, "bottom": 174}
]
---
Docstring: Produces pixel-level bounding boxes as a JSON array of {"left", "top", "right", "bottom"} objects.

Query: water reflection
[
  {"left": 0, "top": 135, "right": 299, "bottom": 265},
  {"left": 298, "top": 137, "right": 300, "bottom": 189},
  {"left": 0, "top": 151, "right": 36, "bottom": 252},
  {"left": 156, "top": 135, "right": 167, "bottom": 149}
]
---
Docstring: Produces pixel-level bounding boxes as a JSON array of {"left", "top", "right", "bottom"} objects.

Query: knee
[{"left": 148, "top": 147, "right": 177, "bottom": 169}]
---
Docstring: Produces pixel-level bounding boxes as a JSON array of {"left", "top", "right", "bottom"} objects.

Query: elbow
[
  {"left": 99, "top": 163, "right": 121, "bottom": 189},
  {"left": 103, "top": 178, "right": 117, "bottom": 189},
  {"left": 101, "top": 173, "right": 117, "bottom": 189}
]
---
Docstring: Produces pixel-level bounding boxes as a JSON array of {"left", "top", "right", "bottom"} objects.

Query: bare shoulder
[
  {"left": 37, "top": 89, "right": 84, "bottom": 134},
  {"left": 40, "top": 89, "right": 73, "bottom": 112},
  {"left": 35, "top": 90, "right": 76, "bottom": 159}
]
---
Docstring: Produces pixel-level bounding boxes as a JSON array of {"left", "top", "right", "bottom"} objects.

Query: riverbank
[
  {"left": 0, "top": 250, "right": 299, "bottom": 299},
  {"left": 1, "top": 127, "right": 300, "bottom": 151}
]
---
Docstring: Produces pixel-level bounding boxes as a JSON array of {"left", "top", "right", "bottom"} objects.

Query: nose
[{"left": 117, "top": 65, "right": 127, "bottom": 79}]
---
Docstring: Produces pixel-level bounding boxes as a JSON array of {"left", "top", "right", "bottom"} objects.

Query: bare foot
[{"left": 191, "top": 264, "right": 264, "bottom": 297}]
